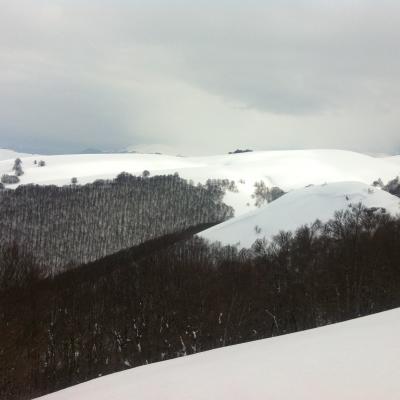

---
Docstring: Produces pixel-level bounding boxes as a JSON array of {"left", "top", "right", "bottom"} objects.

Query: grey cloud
[{"left": 0, "top": 1, "right": 400, "bottom": 154}]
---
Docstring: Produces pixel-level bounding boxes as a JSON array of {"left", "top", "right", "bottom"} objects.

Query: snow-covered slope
[
  {"left": 36, "top": 308, "right": 400, "bottom": 400},
  {"left": 386, "top": 155, "right": 400, "bottom": 167},
  {"left": 0, "top": 148, "right": 35, "bottom": 161},
  {"left": 1, "top": 149, "right": 399, "bottom": 216},
  {"left": 200, "top": 182, "right": 400, "bottom": 248}
]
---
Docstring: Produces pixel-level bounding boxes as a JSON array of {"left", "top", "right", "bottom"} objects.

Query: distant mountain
[
  {"left": 79, "top": 148, "right": 105, "bottom": 154},
  {"left": 228, "top": 148, "right": 253, "bottom": 154},
  {"left": 79, "top": 148, "right": 142, "bottom": 154}
]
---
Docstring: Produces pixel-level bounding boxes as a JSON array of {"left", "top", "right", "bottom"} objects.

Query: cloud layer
[{"left": 1, "top": 0, "right": 400, "bottom": 154}]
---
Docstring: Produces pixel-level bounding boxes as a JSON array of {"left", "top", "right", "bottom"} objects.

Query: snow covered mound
[
  {"left": 36, "top": 308, "right": 400, "bottom": 400},
  {"left": 0, "top": 148, "right": 35, "bottom": 161},
  {"left": 1, "top": 149, "right": 399, "bottom": 215},
  {"left": 200, "top": 182, "right": 400, "bottom": 248}
]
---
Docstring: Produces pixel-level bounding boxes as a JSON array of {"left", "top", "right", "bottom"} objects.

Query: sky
[{"left": 0, "top": 0, "right": 400, "bottom": 155}]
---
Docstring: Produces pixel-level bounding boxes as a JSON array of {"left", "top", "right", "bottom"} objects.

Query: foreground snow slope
[
  {"left": 0, "top": 149, "right": 399, "bottom": 215},
  {"left": 37, "top": 308, "right": 400, "bottom": 400},
  {"left": 200, "top": 181, "right": 400, "bottom": 247}
]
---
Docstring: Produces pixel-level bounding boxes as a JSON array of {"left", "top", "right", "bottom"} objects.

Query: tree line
[{"left": 1, "top": 205, "right": 400, "bottom": 399}]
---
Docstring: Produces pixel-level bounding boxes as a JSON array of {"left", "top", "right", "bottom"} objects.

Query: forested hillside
[
  {"left": 2, "top": 205, "right": 400, "bottom": 399},
  {"left": 0, "top": 174, "right": 233, "bottom": 269}
]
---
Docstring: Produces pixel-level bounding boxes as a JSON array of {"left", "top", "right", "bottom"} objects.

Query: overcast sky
[{"left": 1, "top": 0, "right": 400, "bottom": 155}]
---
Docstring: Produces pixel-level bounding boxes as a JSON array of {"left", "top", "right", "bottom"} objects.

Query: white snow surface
[
  {"left": 386, "top": 155, "right": 400, "bottom": 167},
  {"left": 1, "top": 149, "right": 399, "bottom": 216},
  {"left": 0, "top": 148, "right": 35, "bottom": 161},
  {"left": 36, "top": 308, "right": 400, "bottom": 400},
  {"left": 200, "top": 181, "right": 400, "bottom": 248}
]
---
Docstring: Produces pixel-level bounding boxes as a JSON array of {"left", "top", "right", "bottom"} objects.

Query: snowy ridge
[
  {"left": 200, "top": 182, "right": 400, "bottom": 248},
  {"left": 1, "top": 149, "right": 399, "bottom": 216},
  {"left": 36, "top": 308, "right": 400, "bottom": 400}
]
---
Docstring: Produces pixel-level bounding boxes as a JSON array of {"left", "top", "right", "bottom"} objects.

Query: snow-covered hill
[
  {"left": 1, "top": 149, "right": 399, "bottom": 216},
  {"left": 0, "top": 148, "right": 35, "bottom": 161},
  {"left": 386, "top": 155, "right": 400, "bottom": 166},
  {"left": 200, "top": 182, "right": 400, "bottom": 248},
  {"left": 36, "top": 308, "right": 400, "bottom": 400}
]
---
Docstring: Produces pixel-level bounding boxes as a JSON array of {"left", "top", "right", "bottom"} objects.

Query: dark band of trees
[{"left": 0, "top": 174, "right": 233, "bottom": 270}]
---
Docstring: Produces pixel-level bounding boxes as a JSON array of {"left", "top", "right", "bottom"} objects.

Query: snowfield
[
  {"left": 386, "top": 155, "right": 400, "bottom": 166},
  {"left": 36, "top": 308, "right": 400, "bottom": 400},
  {"left": 0, "top": 149, "right": 399, "bottom": 216},
  {"left": 200, "top": 181, "right": 400, "bottom": 248},
  {"left": 0, "top": 148, "right": 36, "bottom": 161}
]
